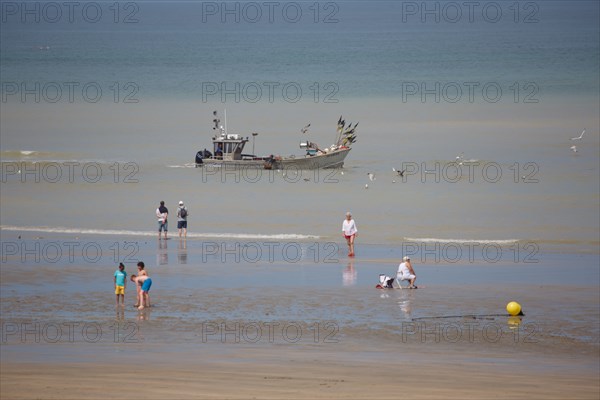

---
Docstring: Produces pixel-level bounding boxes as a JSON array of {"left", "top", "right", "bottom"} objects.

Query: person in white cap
[
  {"left": 176, "top": 201, "right": 188, "bottom": 238},
  {"left": 397, "top": 256, "right": 417, "bottom": 289}
]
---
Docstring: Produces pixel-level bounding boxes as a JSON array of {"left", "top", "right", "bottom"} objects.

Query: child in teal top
[{"left": 114, "top": 263, "right": 127, "bottom": 307}]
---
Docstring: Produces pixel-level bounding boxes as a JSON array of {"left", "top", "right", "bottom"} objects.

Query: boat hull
[{"left": 198, "top": 148, "right": 351, "bottom": 170}]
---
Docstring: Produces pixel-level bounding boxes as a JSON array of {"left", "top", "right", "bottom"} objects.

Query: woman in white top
[{"left": 342, "top": 212, "right": 358, "bottom": 257}]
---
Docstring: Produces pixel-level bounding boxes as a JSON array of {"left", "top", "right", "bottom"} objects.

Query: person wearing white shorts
[{"left": 397, "top": 256, "right": 417, "bottom": 288}]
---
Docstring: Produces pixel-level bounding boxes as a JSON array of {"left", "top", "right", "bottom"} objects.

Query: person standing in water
[
  {"left": 113, "top": 262, "right": 127, "bottom": 307},
  {"left": 156, "top": 201, "right": 168, "bottom": 240},
  {"left": 342, "top": 212, "right": 358, "bottom": 257},
  {"left": 177, "top": 200, "right": 188, "bottom": 238}
]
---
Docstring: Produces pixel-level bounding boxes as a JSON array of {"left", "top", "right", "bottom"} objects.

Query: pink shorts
[{"left": 345, "top": 234, "right": 355, "bottom": 240}]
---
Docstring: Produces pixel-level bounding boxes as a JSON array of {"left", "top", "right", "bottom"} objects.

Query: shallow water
[{"left": 1, "top": 235, "right": 598, "bottom": 370}]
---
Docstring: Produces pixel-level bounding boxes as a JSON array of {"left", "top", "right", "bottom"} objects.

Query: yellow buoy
[{"left": 506, "top": 301, "right": 522, "bottom": 316}]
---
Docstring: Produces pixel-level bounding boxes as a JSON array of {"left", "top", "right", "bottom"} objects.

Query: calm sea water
[{"left": 1, "top": 1, "right": 599, "bottom": 253}]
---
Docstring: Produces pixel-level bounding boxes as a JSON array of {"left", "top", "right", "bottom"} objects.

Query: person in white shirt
[
  {"left": 397, "top": 256, "right": 417, "bottom": 289},
  {"left": 156, "top": 201, "right": 168, "bottom": 240},
  {"left": 342, "top": 212, "right": 358, "bottom": 257}
]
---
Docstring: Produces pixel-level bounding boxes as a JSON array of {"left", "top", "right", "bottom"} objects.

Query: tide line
[{"left": 0, "top": 225, "right": 320, "bottom": 241}]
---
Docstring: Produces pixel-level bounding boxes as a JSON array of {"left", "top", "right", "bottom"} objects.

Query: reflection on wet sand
[
  {"left": 342, "top": 261, "right": 356, "bottom": 286},
  {"left": 137, "top": 307, "right": 151, "bottom": 321},
  {"left": 178, "top": 238, "right": 187, "bottom": 264},
  {"left": 157, "top": 239, "right": 168, "bottom": 265},
  {"left": 397, "top": 290, "right": 414, "bottom": 319}
]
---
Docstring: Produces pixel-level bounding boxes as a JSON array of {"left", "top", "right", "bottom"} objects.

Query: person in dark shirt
[{"left": 156, "top": 200, "right": 169, "bottom": 240}]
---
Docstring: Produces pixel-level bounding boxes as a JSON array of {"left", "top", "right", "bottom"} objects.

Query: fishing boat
[{"left": 195, "top": 112, "right": 358, "bottom": 169}]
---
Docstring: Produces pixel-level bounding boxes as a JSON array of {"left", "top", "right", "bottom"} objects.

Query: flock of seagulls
[
  {"left": 360, "top": 127, "right": 589, "bottom": 189},
  {"left": 336, "top": 116, "right": 358, "bottom": 146},
  {"left": 300, "top": 124, "right": 311, "bottom": 134},
  {"left": 569, "top": 129, "right": 585, "bottom": 153},
  {"left": 364, "top": 168, "right": 407, "bottom": 188},
  {"left": 570, "top": 129, "right": 585, "bottom": 141},
  {"left": 303, "top": 127, "right": 588, "bottom": 189}
]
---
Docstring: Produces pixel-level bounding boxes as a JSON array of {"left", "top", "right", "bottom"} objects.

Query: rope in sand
[{"left": 411, "top": 312, "right": 523, "bottom": 321}]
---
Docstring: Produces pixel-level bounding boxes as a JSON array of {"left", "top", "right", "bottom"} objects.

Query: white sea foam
[
  {"left": 166, "top": 164, "right": 197, "bottom": 168},
  {"left": 404, "top": 237, "right": 519, "bottom": 245},
  {"left": 0, "top": 150, "right": 121, "bottom": 164},
  {"left": 0, "top": 225, "right": 320, "bottom": 241}
]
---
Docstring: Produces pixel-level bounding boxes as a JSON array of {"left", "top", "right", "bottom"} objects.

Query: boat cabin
[{"left": 212, "top": 134, "right": 249, "bottom": 161}]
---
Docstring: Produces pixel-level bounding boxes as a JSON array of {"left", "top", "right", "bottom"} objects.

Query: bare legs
[
  {"left": 134, "top": 285, "right": 140, "bottom": 307},
  {"left": 345, "top": 235, "right": 355, "bottom": 257},
  {"left": 137, "top": 290, "right": 145, "bottom": 310},
  {"left": 138, "top": 291, "right": 150, "bottom": 310}
]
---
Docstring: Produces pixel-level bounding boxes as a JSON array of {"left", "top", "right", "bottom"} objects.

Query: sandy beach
[{"left": 2, "top": 351, "right": 599, "bottom": 399}]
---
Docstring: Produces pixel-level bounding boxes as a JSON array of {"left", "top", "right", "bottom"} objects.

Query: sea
[
  {"left": 1, "top": 0, "right": 599, "bottom": 249},
  {"left": 1, "top": 0, "right": 599, "bottom": 377}
]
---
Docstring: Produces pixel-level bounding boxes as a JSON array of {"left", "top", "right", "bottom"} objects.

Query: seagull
[
  {"left": 570, "top": 129, "right": 585, "bottom": 141},
  {"left": 340, "top": 171, "right": 344, "bottom": 175},
  {"left": 365, "top": 184, "right": 369, "bottom": 189},
  {"left": 392, "top": 180, "right": 396, "bottom": 183},
  {"left": 570, "top": 145, "right": 578, "bottom": 153},
  {"left": 300, "top": 124, "right": 311, "bottom": 134},
  {"left": 337, "top": 116, "right": 346, "bottom": 131},
  {"left": 392, "top": 168, "right": 405, "bottom": 177},
  {"left": 367, "top": 172, "right": 376, "bottom": 181}
]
